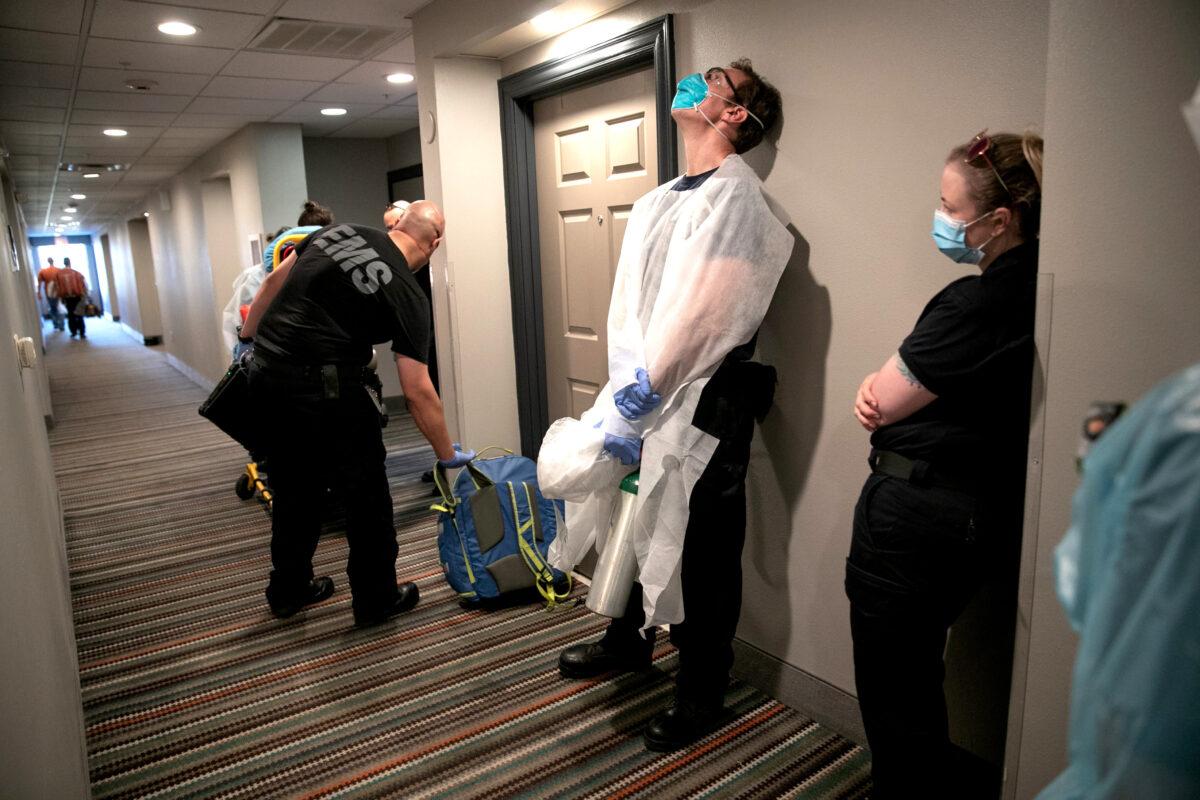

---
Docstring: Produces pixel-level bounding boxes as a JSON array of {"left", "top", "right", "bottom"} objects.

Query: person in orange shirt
[
  {"left": 55, "top": 257, "right": 88, "bottom": 339},
  {"left": 37, "top": 256, "right": 64, "bottom": 331}
]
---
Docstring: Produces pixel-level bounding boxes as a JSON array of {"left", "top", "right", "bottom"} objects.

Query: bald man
[{"left": 242, "top": 201, "right": 472, "bottom": 626}]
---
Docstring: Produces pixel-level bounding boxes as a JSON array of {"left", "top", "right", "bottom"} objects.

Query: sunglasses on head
[{"left": 966, "top": 129, "right": 1012, "bottom": 199}]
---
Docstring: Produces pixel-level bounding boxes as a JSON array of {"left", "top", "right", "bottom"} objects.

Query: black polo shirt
[
  {"left": 871, "top": 241, "right": 1039, "bottom": 485},
  {"left": 254, "top": 223, "right": 430, "bottom": 367}
]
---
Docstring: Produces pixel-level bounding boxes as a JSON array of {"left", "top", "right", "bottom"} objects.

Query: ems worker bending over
[
  {"left": 551, "top": 60, "right": 791, "bottom": 751},
  {"left": 241, "top": 201, "right": 473, "bottom": 626}
]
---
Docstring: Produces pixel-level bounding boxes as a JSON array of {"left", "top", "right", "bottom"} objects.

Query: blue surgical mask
[
  {"left": 671, "top": 72, "right": 710, "bottom": 110},
  {"left": 931, "top": 208, "right": 995, "bottom": 265},
  {"left": 671, "top": 72, "right": 764, "bottom": 142}
]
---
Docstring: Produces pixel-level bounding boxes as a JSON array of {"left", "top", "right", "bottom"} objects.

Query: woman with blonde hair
[{"left": 847, "top": 130, "right": 1044, "bottom": 797}]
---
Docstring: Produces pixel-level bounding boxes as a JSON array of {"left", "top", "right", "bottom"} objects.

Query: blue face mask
[
  {"left": 672, "top": 72, "right": 710, "bottom": 110},
  {"left": 931, "top": 208, "right": 995, "bottom": 265}
]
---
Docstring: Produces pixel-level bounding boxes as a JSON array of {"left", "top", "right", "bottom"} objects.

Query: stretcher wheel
[{"left": 235, "top": 473, "right": 255, "bottom": 500}]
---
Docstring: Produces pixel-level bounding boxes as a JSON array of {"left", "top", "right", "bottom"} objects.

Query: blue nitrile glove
[
  {"left": 438, "top": 443, "right": 476, "bottom": 469},
  {"left": 234, "top": 338, "right": 254, "bottom": 365},
  {"left": 603, "top": 433, "right": 642, "bottom": 465},
  {"left": 613, "top": 367, "right": 661, "bottom": 420}
]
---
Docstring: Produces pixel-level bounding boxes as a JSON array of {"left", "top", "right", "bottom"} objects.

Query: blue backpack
[{"left": 432, "top": 450, "right": 571, "bottom": 607}]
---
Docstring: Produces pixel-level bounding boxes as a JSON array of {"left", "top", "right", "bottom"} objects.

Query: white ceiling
[{"left": 0, "top": 0, "right": 432, "bottom": 236}]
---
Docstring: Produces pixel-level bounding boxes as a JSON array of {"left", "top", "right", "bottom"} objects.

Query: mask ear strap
[{"left": 706, "top": 92, "right": 764, "bottom": 128}]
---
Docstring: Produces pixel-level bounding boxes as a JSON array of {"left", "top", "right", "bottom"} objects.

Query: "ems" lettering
[{"left": 312, "top": 226, "right": 392, "bottom": 295}]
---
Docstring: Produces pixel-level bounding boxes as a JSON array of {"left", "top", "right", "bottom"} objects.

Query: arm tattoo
[{"left": 895, "top": 353, "right": 924, "bottom": 389}]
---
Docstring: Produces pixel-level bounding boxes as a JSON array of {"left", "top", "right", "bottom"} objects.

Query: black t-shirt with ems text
[
  {"left": 870, "top": 241, "right": 1039, "bottom": 489},
  {"left": 254, "top": 223, "right": 430, "bottom": 367}
]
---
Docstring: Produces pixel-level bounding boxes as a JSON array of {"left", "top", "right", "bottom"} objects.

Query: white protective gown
[{"left": 544, "top": 153, "right": 792, "bottom": 628}]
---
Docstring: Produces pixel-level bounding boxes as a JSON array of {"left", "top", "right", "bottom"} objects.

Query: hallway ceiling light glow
[
  {"left": 60, "top": 215, "right": 71, "bottom": 220},
  {"left": 64, "top": 207, "right": 77, "bottom": 213},
  {"left": 83, "top": 173, "right": 100, "bottom": 178},
  {"left": 158, "top": 21, "right": 198, "bottom": 36},
  {"left": 71, "top": 194, "right": 86, "bottom": 200},
  {"left": 320, "top": 107, "right": 347, "bottom": 116},
  {"left": 103, "top": 128, "right": 128, "bottom": 137},
  {"left": 386, "top": 72, "right": 414, "bottom": 84},
  {"left": 143, "top": 212, "right": 150, "bottom": 217}
]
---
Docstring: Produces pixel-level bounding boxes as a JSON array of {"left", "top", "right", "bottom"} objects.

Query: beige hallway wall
[
  {"left": 1010, "top": 1, "right": 1200, "bottom": 795},
  {"left": 0, "top": 164, "right": 91, "bottom": 800},
  {"left": 97, "top": 124, "right": 308, "bottom": 385},
  {"left": 100, "top": 219, "right": 147, "bottom": 339},
  {"left": 128, "top": 217, "right": 164, "bottom": 338}
]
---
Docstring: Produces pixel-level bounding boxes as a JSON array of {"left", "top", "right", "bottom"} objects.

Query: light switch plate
[{"left": 13, "top": 335, "right": 36, "bottom": 369}]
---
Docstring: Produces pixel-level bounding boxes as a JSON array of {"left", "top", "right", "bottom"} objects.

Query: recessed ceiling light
[
  {"left": 83, "top": 173, "right": 100, "bottom": 179},
  {"left": 71, "top": 193, "right": 86, "bottom": 200},
  {"left": 320, "top": 107, "right": 347, "bottom": 116},
  {"left": 158, "top": 21, "right": 198, "bottom": 36},
  {"left": 64, "top": 207, "right": 78, "bottom": 214},
  {"left": 103, "top": 128, "right": 128, "bottom": 137},
  {"left": 386, "top": 72, "right": 414, "bottom": 84},
  {"left": 143, "top": 212, "right": 150, "bottom": 218},
  {"left": 60, "top": 215, "right": 72, "bottom": 220}
]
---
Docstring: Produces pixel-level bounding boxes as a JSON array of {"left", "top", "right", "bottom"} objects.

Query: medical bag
[{"left": 433, "top": 450, "right": 570, "bottom": 607}]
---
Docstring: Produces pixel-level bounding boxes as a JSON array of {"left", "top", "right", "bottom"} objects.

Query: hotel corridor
[{"left": 45, "top": 319, "right": 870, "bottom": 799}]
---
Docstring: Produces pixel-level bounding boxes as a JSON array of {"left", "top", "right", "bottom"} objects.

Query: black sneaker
[
  {"left": 558, "top": 632, "right": 655, "bottom": 679},
  {"left": 643, "top": 698, "right": 726, "bottom": 751},
  {"left": 267, "top": 576, "right": 334, "bottom": 618},
  {"left": 353, "top": 581, "right": 420, "bottom": 627}
]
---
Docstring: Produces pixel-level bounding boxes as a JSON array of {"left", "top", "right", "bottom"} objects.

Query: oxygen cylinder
[{"left": 586, "top": 471, "right": 640, "bottom": 617}]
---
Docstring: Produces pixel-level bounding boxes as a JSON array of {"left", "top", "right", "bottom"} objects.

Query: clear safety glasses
[{"left": 703, "top": 67, "right": 764, "bottom": 129}]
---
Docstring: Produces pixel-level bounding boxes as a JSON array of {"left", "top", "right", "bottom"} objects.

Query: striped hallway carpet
[{"left": 46, "top": 319, "right": 872, "bottom": 799}]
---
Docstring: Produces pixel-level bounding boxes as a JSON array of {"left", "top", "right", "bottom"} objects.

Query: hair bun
[{"left": 1021, "top": 130, "right": 1044, "bottom": 188}]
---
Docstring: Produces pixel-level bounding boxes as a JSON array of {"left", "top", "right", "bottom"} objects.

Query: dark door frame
[
  {"left": 498, "top": 15, "right": 676, "bottom": 457},
  {"left": 387, "top": 163, "right": 424, "bottom": 202}
]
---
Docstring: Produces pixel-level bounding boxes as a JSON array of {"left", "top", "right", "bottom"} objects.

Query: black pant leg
[
  {"left": 844, "top": 474, "right": 980, "bottom": 798},
  {"left": 250, "top": 366, "right": 328, "bottom": 604},
  {"left": 670, "top": 431, "right": 751, "bottom": 705},
  {"left": 64, "top": 297, "right": 81, "bottom": 335},
  {"left": 330, "top": 387, "right": 400, "bottom": 615}
]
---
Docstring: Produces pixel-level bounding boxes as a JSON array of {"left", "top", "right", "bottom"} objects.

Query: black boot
[
  {"left": 268, "top": 576, "right": 335, "bottom": 618},
  {"left": 643, "top": 697, "right": 726, "bottom": 751},
  {"left": 353, "top": 581, "right": 420, "bottom": 627},
  {"left": 559, "top": 629, "right": 655, "bottom": 679}
]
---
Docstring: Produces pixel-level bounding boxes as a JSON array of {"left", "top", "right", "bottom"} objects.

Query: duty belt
[
  {"left": 868, "top": 449, "right": 978, "bottom": 494},
  {"left": 251, "top": 356, "right": 381, "bottom": 409},
  {"left": 252, "top": 357, "right": 371, "bottom": 384}
]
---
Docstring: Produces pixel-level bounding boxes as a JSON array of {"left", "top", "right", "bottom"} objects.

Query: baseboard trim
[
  {"left": 164, "top": 352, "right": 216, "bottom": 393},
  {"left": 732, "top": 638, "right": 867, "bottom": 747},
  {"left": 117, "top": 322, "right": 144, "bottom": 344},
  {"left": 143, "top": 335, "right": 162, "bottom": 346}
]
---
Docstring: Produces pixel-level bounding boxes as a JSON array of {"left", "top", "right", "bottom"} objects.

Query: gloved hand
[
  {"left": 603, "top": 433, "right": 642, "bottom": 465},
  {"left": 613, "top": 368, "right": 661, "bottom": 420},
  {"left": 438, "top": 443, "right": 476, "bottom": 468},
  {"left": 233, "top": 338, "right": 254, "bottom": 365}
]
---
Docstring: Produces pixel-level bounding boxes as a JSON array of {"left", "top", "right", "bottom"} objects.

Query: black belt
[
  {"left": 869, "top": 449, "right": 978, "bottom": 494},
  {"left": 251, "top": 356, "right": 379, "bottom": 403},
  {"left": 252, "top": 356, "right": 371, "bottom": 384}
]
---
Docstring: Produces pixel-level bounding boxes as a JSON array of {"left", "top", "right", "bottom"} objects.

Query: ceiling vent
[{"left": 248, "top": 18, "right": 399, "bottom": 57}]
